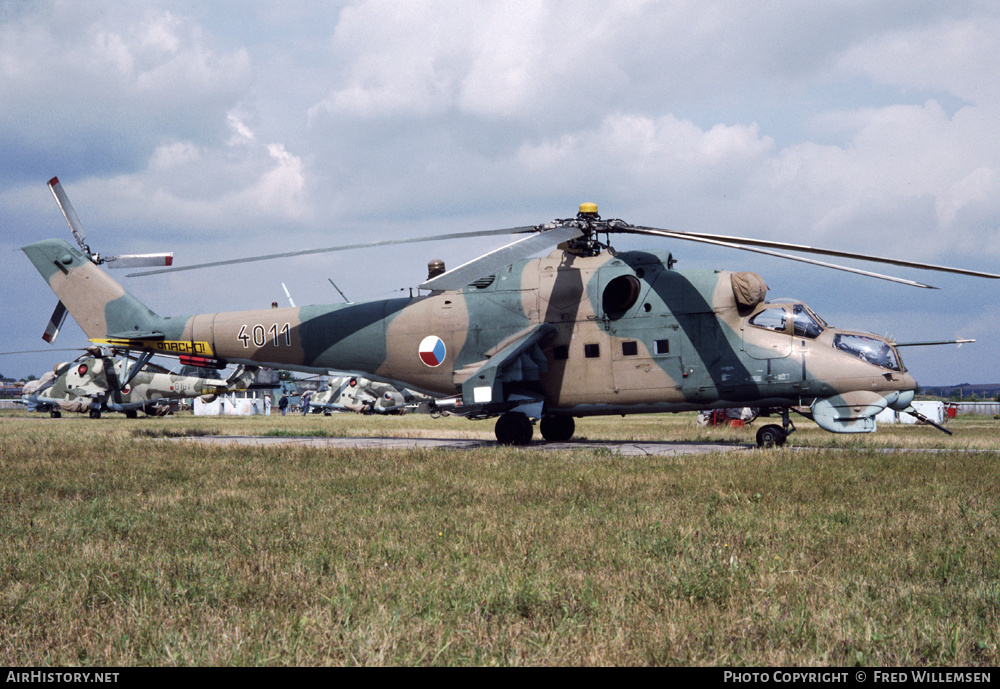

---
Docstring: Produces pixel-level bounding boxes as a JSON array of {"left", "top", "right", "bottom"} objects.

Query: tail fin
[{"left": 23, "top": 239, "right": 162, "bottom": 341}]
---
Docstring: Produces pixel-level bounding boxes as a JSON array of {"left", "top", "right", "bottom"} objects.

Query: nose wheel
[
  {"left": 756, "top": 424, "right": 786, "bottom": 447},
  {"left": 755, "top": 409, "right": 795, "bottom": 448}
]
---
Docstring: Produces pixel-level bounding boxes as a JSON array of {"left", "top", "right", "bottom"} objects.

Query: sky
[{"left": 2, "top": 0, "right": 999, "bottom": 386}]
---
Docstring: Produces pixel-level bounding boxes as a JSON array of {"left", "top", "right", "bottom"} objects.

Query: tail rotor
[{"left": 48, "top": 177, "right": 173, "bottom": 269}]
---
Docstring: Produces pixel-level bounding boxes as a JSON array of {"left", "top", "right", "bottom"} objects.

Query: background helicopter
[
  {"left": 309, "top": 374, "right": 434, "bottom": 415},
  {"left": 23, "top": 180, "right": 999, "bottom": 445},
  {"left": 20, "top": 346, "right": 257, "bottom": 418}
]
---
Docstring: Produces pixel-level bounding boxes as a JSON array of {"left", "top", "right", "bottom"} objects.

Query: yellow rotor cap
[{"left": 578, "top": 202, "right": 598, "bottom": 215}]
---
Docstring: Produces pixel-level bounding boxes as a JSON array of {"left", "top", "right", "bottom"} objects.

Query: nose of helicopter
[{"left": 886, "top": 388, "right": 916, "bottom": 411}]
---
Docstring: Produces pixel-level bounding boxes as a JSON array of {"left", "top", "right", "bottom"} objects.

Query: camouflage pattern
[
  {"left": 23, "top": 234, "right": 919, "bottom": 443},
  {"left": 20, "top": 347, "right": 256, "bottom": 418}
]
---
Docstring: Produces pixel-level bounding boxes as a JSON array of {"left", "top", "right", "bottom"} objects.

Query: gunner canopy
[{"left": 834, "top": 334, "right": 902, "bottom": 371}]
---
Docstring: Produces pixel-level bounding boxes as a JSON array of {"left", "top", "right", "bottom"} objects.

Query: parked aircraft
[
  {"left": 23, "top": 180, "right": 998, "bottom": 444},
  {"left": 21, "top": 347, "right": 255, "bottom": 418}
]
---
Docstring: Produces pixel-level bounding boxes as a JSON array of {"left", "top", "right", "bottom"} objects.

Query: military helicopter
[
  {"left": 20, "top": 346, "right": 257, "bottom": 418},
  {"left": 309, "top": 374, "right": 433, "bottom": 415},
  {"left": 23, "top": 179, "right": 999, "bottom": 445}
]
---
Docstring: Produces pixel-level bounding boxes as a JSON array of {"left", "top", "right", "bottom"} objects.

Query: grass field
[{"left": 0, "top": 409, "right": 997, "bottom": 666}]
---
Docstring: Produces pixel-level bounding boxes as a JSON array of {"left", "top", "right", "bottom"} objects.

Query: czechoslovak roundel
[{"left": 418, "top": 336, "right": 446, "bottom": 367}]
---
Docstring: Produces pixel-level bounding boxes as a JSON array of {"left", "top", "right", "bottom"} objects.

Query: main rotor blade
[
  {"left": 127, "top": 226, "right": 540, "bottom": 277},
  {"left": 626, "top": 227, "right": 939, "bottom": 288},
  {"left": 48, "top": 177, "right": 87, "bottom": 249},
  {"left": 628, "top": 225, "right": 1000, "bottom": 280},
  {"left": 0, "top": 347, "right": 83, "bottom": 356},
  {"left": 420, "top": 225, "right": 585, "bottom": 291}
]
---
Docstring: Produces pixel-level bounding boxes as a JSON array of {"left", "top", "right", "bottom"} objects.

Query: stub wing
[{"left": 455, "top": 323, "right": 557, "bottom": 407}]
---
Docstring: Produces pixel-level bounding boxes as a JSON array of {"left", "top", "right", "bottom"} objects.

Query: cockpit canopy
[
  {"left": 833, "top": 334, "right": 901, "bottom": 371},
  {"left": 748, "top": 302, "right": 825, "bottom": 338},
  {"left": 748, "top": 300, "right": 903, "bottom": 372}
]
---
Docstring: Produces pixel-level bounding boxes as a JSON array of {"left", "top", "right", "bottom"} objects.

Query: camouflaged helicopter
[
  {"left": 22, "top": 179, "right": 1000, "bottom": 445},
  {"left": 20, "top": 346, "right": 257, "bottom": 418},
  {"left": 309, "top": 374, "right": 432, "bottom": 415}
]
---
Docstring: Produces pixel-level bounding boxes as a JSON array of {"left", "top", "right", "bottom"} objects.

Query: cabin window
[
  {"left": 749, "top": 307, "right": 787, "bottom": 332},
  {"left": 584, "top": 343, "right": 601, "bottom": 358},
  {"left": 653, "top": 339, "right": 670, "bottom": 355},
  {"left": 621, "top": 341, "right": 638, "bottom": 356},
  {"left": 552, "top": 345, "right": 569, "bottom": 361}
]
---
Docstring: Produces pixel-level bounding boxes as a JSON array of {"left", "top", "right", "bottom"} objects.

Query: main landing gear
[
  {"left": 495, "top": 411, "right": 533, "bottom": 446},
  {"left": 755, "top": 408, "right": 795, "bottom": 448},
  {"left": 494, "top": 412, "right": 577, "bottom": 446},
  {"left": 539, "top": 415, "right": 575, "bottom": 442}
]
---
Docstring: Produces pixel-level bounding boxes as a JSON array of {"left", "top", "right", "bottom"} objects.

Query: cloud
[
  {"left": 838, "top": 15, "right": 1000, "bottom": 104},
  {"left": 4, "top": 0, "right": 1000, "bottom": 385},
  {"left": 308, "top": 0, "right": 639, "bottom": 123},
  {"left": 103, "top": 114, "right": 308, "bottom": 232},
  {"left": 0, "top": 2, "right": 250, "bottom": 181}
]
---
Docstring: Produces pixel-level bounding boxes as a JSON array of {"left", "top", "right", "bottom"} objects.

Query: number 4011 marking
[{"left": 238, "top": 323, "right": 291, "bottom": 348}]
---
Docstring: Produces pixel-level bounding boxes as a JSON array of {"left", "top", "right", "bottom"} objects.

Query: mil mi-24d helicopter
[
  {"left": 20, "top": 346, "right": 257, "bottom": 418},
  {"left": 22, "top": 178, "right": 1000, "bottom": 445},
  {"left": 309, "top": 374, "right": 433, "bottom": 415}
]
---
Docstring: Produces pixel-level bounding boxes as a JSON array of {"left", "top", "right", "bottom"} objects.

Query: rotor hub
[{"left": 548, "top": 203, "right": 632, "bottom": 257}]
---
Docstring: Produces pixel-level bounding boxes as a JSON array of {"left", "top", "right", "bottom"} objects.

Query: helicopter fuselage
[
  {"left": 24, "top": 238, "right": 917, "bottom": 437},
  {"left": 160, "top": 247, "right": 916, "bottom": 419}
]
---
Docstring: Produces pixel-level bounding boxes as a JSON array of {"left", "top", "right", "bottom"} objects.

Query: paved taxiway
[{"left": 174, "top": 435, "right": 754, "bottom": 456}]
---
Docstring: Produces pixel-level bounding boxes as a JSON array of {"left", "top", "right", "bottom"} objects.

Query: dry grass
[{"left": 0, "top": 409, "right": 997, "bottom": 665}]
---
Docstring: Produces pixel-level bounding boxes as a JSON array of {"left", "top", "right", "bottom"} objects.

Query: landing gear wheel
[
  {"left": 89, "top": 409, "right": 102, "bottom": 419},
  {"left": 756, "top": 424, "right": 786, "bottom": 448},
  {"left": 124, "top": 410, "right": 138, "bottom": 419},
  {"left": 539, "top": 415, "right": 575, "bottom": 442},
  {"left": 495, "top": 411, "right": 533, "bottom": 446},
  {"left": 49, "top": 410, "right": 61, "bottom": 419}
]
